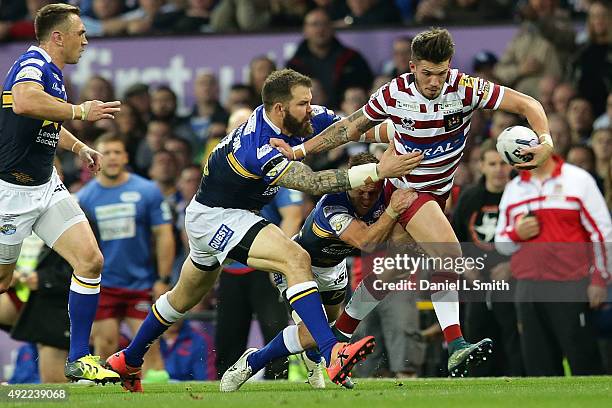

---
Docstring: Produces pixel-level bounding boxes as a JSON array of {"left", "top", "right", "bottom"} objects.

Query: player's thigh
[
  {"left": 405, "top": 200, "right": 461, "bottom": 258},
  {"left": 37, "top": 344, "right": 68, "bottom": 383},
  {"left": 246, "top": 224, "right": 310, "bottom": 277},
  {"left": 48, "top": 221, "right": 102, "bottom": 276}
]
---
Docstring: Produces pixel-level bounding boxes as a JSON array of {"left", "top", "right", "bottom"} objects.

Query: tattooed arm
[
  {"left": 274, "top": 144, "right": 422, "bottom": 195},
  {"left": 275, "top": 161, "right": 351, "bottom": 195},
  {"left": 302, "top": 109, "right": 379, "bottom": 156}
]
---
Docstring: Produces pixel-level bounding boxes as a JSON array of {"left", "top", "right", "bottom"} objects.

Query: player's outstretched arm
[
  {"left": 272, "top": 108, "right": 379, "bottom": 160},
  {"left": 12, "top": 82, "right": 120, "bottom": 122},
  {"left": 339, "top": 189, "right": 417, "bottom": 252},
  {"left": 497, "top": 87, "right": 553, "bottom": 170},
  {"left": 275, "top": 145, "right": 421, "bottom": 195}
]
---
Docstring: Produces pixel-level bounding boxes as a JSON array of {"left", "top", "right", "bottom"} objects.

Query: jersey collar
[
  {"left": 262, "top": 108, "right": 281, "bottom": 135},
  {"left": 519, "top": 155, "right": 564, "bottom": 182},
  {"left": 27, "top": 45, "right": 52, "bottom": 63}
]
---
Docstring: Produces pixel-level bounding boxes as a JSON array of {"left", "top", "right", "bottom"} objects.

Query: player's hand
[
  {"left": 490, "top": 262, "right": 512, "bottom": 281},
  {"left": 515, "top": 213, "right": 540, "bottom": 240},
  {"left": 153, "top": 281, "right": 170, "bottom": 301},
  {"left": 269, "top": 138, "right": 299, "bottom": 160},
  {"left": 81, "top": 100, "right": 121, "bottom": 121},
  {"left": 587, "top": 284, "right": 607, "bottom": 309},
  {"left": 514, "top": 143, "right": 553, "bottom": 170},
  {"left": 79, "top": 146, "right": 103, "bottom": 175},
  {"left": 377, "top": 144, "right": 423, "bottom": 179},
  {"left": 389, "top": 188, "right": 418, "bottom": 215}
]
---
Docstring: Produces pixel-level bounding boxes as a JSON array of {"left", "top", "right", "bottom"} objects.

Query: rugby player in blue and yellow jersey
[
  {"left": 0, "top": 4, "right": 121, "bottom": 383},
  {"left": 107, "top": 69, "right": 422, "bottom": 391}
]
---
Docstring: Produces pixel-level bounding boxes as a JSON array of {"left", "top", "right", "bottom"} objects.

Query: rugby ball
[{"left": 496, "top": 126, "right": 539, "bottom": 165}]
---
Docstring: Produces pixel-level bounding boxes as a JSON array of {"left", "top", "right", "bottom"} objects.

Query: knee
[
  {"left": 77, "top": 249, "right": 104, "bottom": 277},
  {"left": 284, "top": 244, "right": 311, "bottom": 274}
]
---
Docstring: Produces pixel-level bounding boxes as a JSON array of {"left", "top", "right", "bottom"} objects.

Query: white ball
[{"left": 495, "top": 126, "right": 539, "bottom": 165}]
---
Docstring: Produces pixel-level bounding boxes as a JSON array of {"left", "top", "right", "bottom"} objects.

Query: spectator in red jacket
[{"left": 496, "top": 154, "right": 611, "bottom": 376}]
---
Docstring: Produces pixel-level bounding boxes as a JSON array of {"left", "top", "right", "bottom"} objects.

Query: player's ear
[
  {"left": 409, "top": 61, "right": 416, "bottom": 73},
  {"left": 273, "top": 102, "right": 284, "bottom": 116},
  {"left": 51, "top": 30, "right": 63, "bottom": 46}
]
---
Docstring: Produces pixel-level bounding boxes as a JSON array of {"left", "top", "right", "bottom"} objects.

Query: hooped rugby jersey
[
  {"left": 364, "top": 69, "right": 504, "bottom": 195},
  {"left": 0, "top": 46, "right": 68, "bottom": 185},
  {"left": 295, "top": 191, "right": 385, "bottom": 267},
  {"left": 195, "top": 105, "right": 339, "bottom": 211}
]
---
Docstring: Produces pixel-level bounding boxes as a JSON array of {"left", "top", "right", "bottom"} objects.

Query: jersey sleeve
[
  {"left": 12, "top": 59, "right": 47, "bottom": 88},
  {"left": 259, "top": 150, "right": 295, "bottom": 185},
  {"left": 148, "top": 185, "right": 173, "bottom": 227},
  {"left": 310, "top": 105, "right": 341, "bottom": 135},
  {"left": 471, "top": 76, "right": 505, "bottom": 110},
  {"left": 363, "top": 81, "right": 392, "bottom": 122},
  {"left": 317, "top": 196, "right": 355, "bottom": 237}
]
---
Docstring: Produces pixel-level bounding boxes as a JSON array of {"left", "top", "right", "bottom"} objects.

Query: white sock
[
  {"left": 345, "top": 283, "right": 380, "bottom": 320},
  {"left": 431, "top": 290, "right": 459, "bottom": 330},
  {"left": 282, "top": 325, "right": 304, "bottom": 354}
]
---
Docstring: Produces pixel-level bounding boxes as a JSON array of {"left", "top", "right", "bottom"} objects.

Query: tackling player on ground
[{"left": 220, "top": 152, "right": 417, "bottom": 391}]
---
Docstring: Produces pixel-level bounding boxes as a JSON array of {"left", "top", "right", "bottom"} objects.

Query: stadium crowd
[{"left": 0, "top": 0, "right": 611, "bottom": 384}]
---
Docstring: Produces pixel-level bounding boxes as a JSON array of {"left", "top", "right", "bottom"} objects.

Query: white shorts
[
  {"left": 275, "top": 259, "right": 349, "bottom": 294},
  {"left": 184, "top": 199, "right": 265, "bottom": 268},
  {"left": 0, "top": 168, "right": 86, "bottom": 263}
]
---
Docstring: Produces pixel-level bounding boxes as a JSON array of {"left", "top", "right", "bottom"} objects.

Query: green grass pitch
[{"left": 2, "top": 377, "right": 611, "bottom": 408}]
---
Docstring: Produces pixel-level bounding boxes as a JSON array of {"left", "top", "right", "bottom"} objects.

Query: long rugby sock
[
  {"left": 124, "top": 293, "right": 184, "bottom": 367},
  {"left": 247, "top": 326, "right": 302, "bottom": 373},
  {"left": 431, "top": 288, "right": 467, "bottom": 354},
  {"left": 286, "top": 282, "right": 336, "bottom": 366},
  {"left": 68, "top": 274, "right": 101, "bottom": 362},
  {"left": 335, "top": 282, "right": 381, "bottom": 338}
]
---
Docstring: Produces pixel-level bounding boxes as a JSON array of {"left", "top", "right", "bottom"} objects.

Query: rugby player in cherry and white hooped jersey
[{"left": 272, "top": 28, "right": 554, "bottom": 377}]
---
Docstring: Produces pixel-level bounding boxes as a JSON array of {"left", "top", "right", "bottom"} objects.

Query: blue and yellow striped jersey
[
  {"left": 296, "top": 191, "right": 385, "bottom": 267},
  {"left": 195, "top": 104, "right": 339, "bottom": 211},
  {"left": 0, "top": 46, "right": 68, "bottom": 185}
]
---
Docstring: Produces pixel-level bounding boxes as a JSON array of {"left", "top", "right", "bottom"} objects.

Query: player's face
[
  {"left": 61, "top": 14, "right": 88, "bottom": 64},
  {"left": 98, "top": 141, "right": 128, "bottom": 179},
  {"left": 410, "top": 59, "right": 450, "bottom": 100},
  {"left": 283, "top": 85, "right": 314, "bottom": 137},
  {"left": 349, "top": 181, "right": 383, "bottom": 215},
  {"left": 480, "top": 151, "right": 511, "bottom": 191}
]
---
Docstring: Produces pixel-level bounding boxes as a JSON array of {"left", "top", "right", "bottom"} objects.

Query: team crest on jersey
[
  {"left": 443, "top": 112, "right": 462, "bottom": 132},
  {"left": 401, "top": 117, "right": 415, "bottom": 131}
]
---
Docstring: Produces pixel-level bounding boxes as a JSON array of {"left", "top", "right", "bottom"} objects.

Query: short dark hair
[
  {"left": 35, "top": 3, "right": 80, "bottom": 43},
  {"left": 154, "top": 85, "right": 177, "bottom": 103},
  {"left": 348, "top": 152, "right": 379, "bottom": 168},
  {"left": 411, "top": 28, "right": 455, "bottom": 63},
  {"left": 94, "top": 133, "right": 126, "bottom": 150},
  {"left": 261, "top": 69, "right": 312, "bottom": 111}
]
